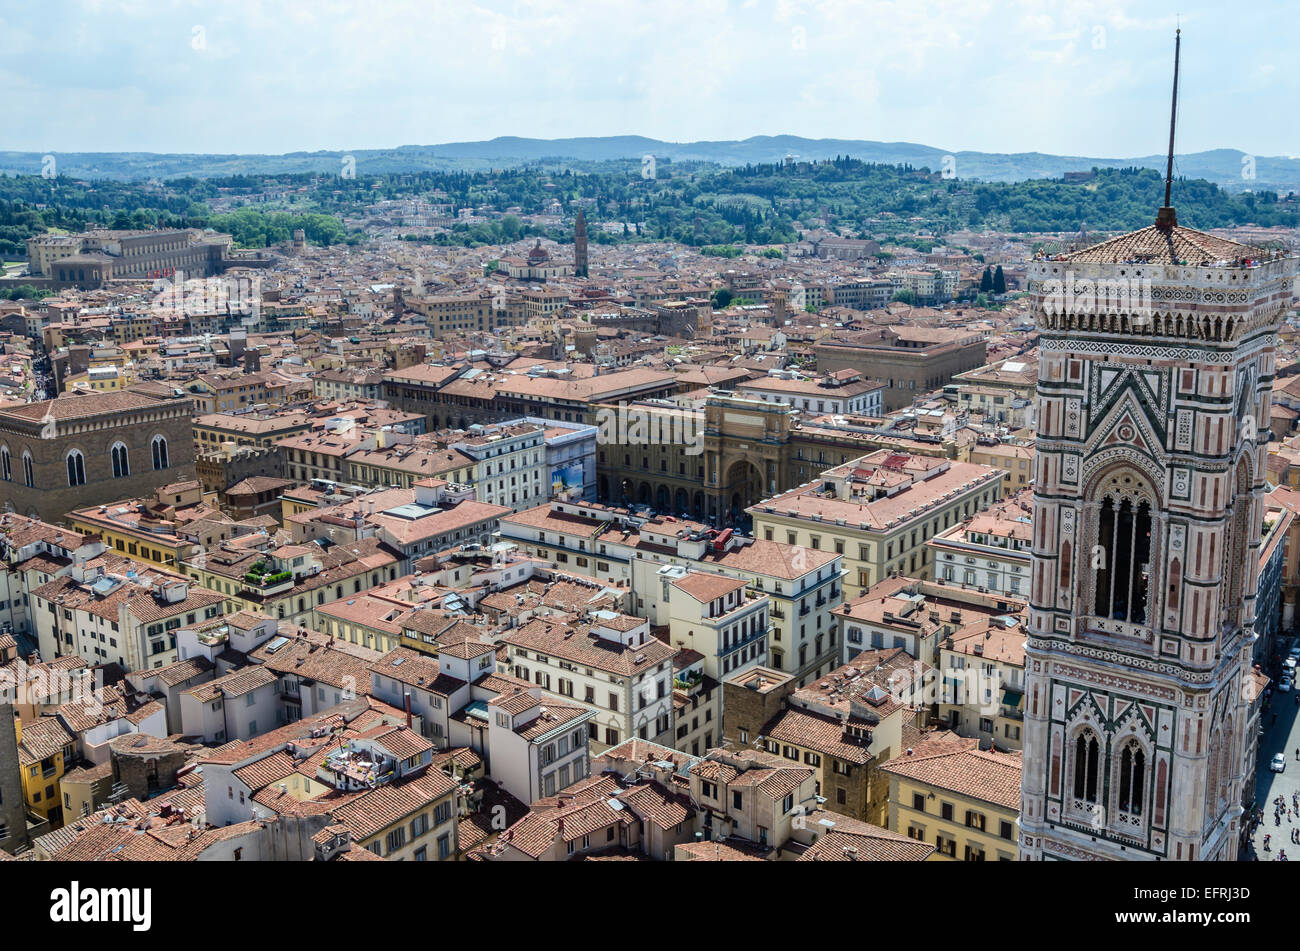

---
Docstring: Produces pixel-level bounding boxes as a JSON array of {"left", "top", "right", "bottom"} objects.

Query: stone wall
[{"left": 0, "top": 400, "right": 196, "bottom": 523}]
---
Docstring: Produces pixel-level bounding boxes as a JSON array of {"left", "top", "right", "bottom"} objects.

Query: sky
[{"left": 2, "top": 0, "right": 1297, "bottom": 158}]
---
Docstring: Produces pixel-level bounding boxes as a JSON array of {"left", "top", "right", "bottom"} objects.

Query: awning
[{"left": 1001, "top": 689, "right": 1023, "bottom": 708}]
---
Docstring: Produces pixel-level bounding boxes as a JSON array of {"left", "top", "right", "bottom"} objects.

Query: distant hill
[{"left": 1, "top": 136, "right": 1298, "bottom": 191}]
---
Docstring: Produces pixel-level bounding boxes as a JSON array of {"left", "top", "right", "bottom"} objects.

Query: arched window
[
  {"left": 1092, "top": 495, "right": 1152, "bottom": 623},
  {"left": 1073, "top": 731, "right": 1101, "bottom": 803},
  {"left": 1117, "top": 739, "right": 1146, "bottom": 814},
  {"left": 1058, "top": 540, "right": 1072, "bottom": 591},
  {"left": 21, "top": 451, "right": 33, "bottom": 488},
  {"left": 152, "top": 435, "right": 169, "bottom": 470},
  {"left": 66, "top": 450, "right": 86, "bottom": 487},
  {"left": 0, "top": 445, "right": 9, "bottom": 482},
  {"left": 111, "top": 442, "right": 130, "bottom": 478},
  {"left": 1205, "top": 729, "right": 1224, "bottom": 817}
]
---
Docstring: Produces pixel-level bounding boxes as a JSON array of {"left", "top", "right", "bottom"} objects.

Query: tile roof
[
  {"left": 0, "top": 390, "right": 177, "bottom": 423},
  {"left": 877, "top": 746, "right": 1022, "bottom": 810},
  {"left": 250, "top": 635, "right": 375, "bottom": 691},
  {"left": 495, "top": 774, "right": 632, "bottom": 858},
  {"left": 670, "top": 571, "right": 750, "bottom": 603},
  {"left": 797, "top": 826, "right": 934, "bottom": 861},
  {"left": 17, "top": 716, "right": 73, "bottom": 764},
  {"left": 505, "top": 617, "right": 674, "bottom": 676},
  {"left": 185, "top": 665, "right": 278, "bottom": 702},
  {"left": 763, "top": 706, "right": 873, "bottom": 765},
  {"left": 329, "top": 769, "right": 458, "bottom": 841},
  {"left": 676, "top": 836, "right": 769, "bottom": 861},
  {"left": 1059, "top": 223, "right": 1259, "bottom": 266}
]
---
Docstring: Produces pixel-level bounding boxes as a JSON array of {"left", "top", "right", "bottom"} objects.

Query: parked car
[{"left": 1273, "top": 753, "right": 1287, "bottom": 773}]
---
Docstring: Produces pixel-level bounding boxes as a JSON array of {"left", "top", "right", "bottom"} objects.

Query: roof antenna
[{"left": 1156, "top": 27, "right": 1181, "bottom": 232}]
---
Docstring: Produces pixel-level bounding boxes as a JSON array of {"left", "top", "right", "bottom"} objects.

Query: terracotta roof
[
  {"left": 763, "top": 707, "right": 873, "bottom": 765},
  {"left": 17, "top": 716, "right": 73, "bottom": 765},
  {"left": 1060, "top": 223, "right": 1258, "bottom": 266},
  {"left": 0, "top": 390, "right": 181, "bottom": 423},
  {"left": 877, "top": 746, "right": 1022, "bottom": 810},
  {"left": 505, "top": 617, "right": 674, "bottom": 676},
  {"left": 676, "top": 837, "right": 768, "bottom": 861},
  {"left": 797, "top": 826, "right": 934, "bottom": 861},
  {"left": 329, "top": 769, "right": 458, "bottom": 841},
  {"left": 670, "top": 571, "right": 750, "bottom": 603}
]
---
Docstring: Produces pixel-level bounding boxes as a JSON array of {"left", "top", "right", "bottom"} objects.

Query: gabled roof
[{"left": 878, "top": 746, "right": 1022, "bottom": 810}]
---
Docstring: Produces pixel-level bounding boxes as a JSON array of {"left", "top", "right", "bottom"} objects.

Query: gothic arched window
[
  {"left": 66, "top": 450, "right": 86, "bottom": 487},
  {"left": 1073, "top": 731, "right": 1100, "bottom": 803},
  {"left": 1118, "top": 739, "right": 1146, "bottom": 815},
  {"left": 21, "top": 451, "right": 33, "bottom": 488},
  {"left": 1092, "top": 494, "right": 1152, "bottom": 624},
  {"left": 111, "top": 442, "right": 130, "bottom": 478},
  {"left": 0, "top": 445, "right": 9, "bottom": 482},
  {"left": 152, "top": 435, "right": 169, "bottom": 470},
  {"left": 1205, "top": 728, "right": 1225, "bottom": 817}
]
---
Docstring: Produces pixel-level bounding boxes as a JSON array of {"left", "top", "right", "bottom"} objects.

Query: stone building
[
  {"left": 594, "top": 392, "right": 970, "bottom": 527},
  {"left": 109, "top": 733, "right": 192, "bottom": 802},
  {"left": 814, "top": 326, "right": 987, "bottom": 413},
  {"left": 1019, "top": 207, "right": 1298, "bottom": 861},
  {"left": 0, "top": 390, "right": 196, "bottom": 524},
  {"left": 195, "top": 443, "right": 287, "bottom": 496},
  {"left": 0, "top": 703, "right": 30, "bottom": 854},
  {"left": 27, "top": 228, "right": 236, "bottom": 288}
]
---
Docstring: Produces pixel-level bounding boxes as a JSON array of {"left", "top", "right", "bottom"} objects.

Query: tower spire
[{"left": 1156, "top": 28, "right": 1181, "bottom": 231}]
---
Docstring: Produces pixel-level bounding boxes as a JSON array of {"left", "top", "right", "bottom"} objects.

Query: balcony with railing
[{"left": 720, "top": 625, "right": 768, "bottom": 661}]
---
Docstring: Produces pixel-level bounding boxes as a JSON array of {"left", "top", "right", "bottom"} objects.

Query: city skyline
[{"left": 1, "top": 0, "right": 1298, "bottom": 902}]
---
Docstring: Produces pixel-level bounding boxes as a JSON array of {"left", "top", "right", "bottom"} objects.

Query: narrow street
[{"left": 1248, "top": 650, "right": 1300, "bottom": 862}]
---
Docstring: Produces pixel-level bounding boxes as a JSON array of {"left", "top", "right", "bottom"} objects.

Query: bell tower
[
  {"left": 1019, "top": 32, "right": 1300, "bottom": 860},
  {"left": 574, "top": 209, "right": 589, "bottom": 278}
]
